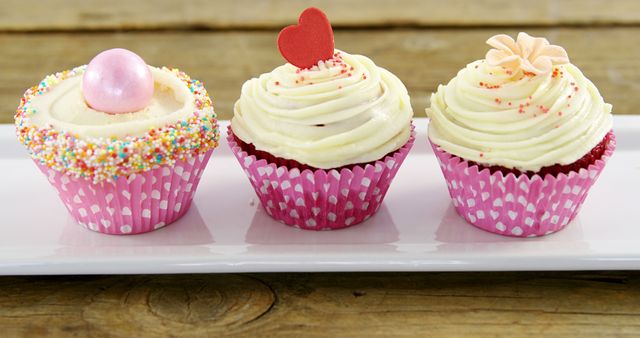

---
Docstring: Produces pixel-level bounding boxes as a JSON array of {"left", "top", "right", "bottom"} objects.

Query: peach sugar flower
[{"left": 485, "top": 32, "right": 570, "bottom": 75}]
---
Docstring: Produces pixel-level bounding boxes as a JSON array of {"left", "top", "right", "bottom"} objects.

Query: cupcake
[
  {"left": 15, "top": 48, "right": 219, "bottom": 235},
  {"left": 428, "top": 32, "right": 615, "bottom": 237},
  {"left": 228, "top": 7, "right": 414, "bottom": 230}
]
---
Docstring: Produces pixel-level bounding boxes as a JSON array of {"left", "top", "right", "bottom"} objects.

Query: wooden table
[{"left": 2, "top": 1, "right": 639, "bottom": 336}]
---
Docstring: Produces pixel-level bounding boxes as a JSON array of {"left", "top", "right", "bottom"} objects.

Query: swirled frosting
[
  {"left": 428, "top": 33, "right": 612, "bottom": 172},
  {"left": 231, "top": 50, "right": 413, "bottom": 169}
]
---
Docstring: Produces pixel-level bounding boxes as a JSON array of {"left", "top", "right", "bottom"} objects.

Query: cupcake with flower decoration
[
  {"left": 228, "top": 7, "right": 414, "bottom": 230},
  {"left": 15, "top": 48, "right": 219, "bottom": 234},
  {"left": 428, "top": 32, "right": 615, "bottom": 237}
]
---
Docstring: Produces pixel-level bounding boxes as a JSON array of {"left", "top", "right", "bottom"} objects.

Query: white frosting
[
  {"left": 29, "top": 67, "right": 197, "bottom": 139},
  {"left": 428, "top": 60, "right": 613, "bottom": 171},
  {"left": 231, "top": 50, "right": 413, "bottom": 169}
]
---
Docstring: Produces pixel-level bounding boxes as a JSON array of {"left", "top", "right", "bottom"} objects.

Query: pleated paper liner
[
  {"left": 430, "top": 132, "right": 616, "bottom": 237},
  {"left": 227, "top": 125, "right": 415, "bottom": 230},
  {"left": 36, "top": 149, "right": 213, "bottom": 235}
]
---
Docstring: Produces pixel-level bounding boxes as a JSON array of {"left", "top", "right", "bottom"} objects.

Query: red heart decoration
[{"left": 277, "top": 7, "right": 335, "bottom": 69}]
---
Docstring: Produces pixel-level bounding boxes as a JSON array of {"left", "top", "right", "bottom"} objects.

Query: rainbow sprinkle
[{"left": 15, "top": 66, "right": 219, "bottom": 183}]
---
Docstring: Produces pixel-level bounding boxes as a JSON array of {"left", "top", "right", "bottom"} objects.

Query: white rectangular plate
[{"left": 1, "top": 117, "right": 639, "bottom": 275}]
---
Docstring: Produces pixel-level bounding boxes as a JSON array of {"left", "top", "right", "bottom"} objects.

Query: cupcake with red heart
[
  {"left": 228, "top": 7, "right": 414, "bottom": 230},
  {"left": 428, "top": 32, "right": 615, "bottom": 237},
  {"left": 15, "top": 48, "right": 219, "bottom": 234}
]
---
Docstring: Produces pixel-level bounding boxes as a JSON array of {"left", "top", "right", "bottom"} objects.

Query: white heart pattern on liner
[
  {"left": 430, "top": 135, "right": 614, "bottom": 237},
  {"left": 35, "top": 149, "right": 213, "bottom": 235},
  {"left": 226, "top": 125, "right": 416, "bottom": 231}
]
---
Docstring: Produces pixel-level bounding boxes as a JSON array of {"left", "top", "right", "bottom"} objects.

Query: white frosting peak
[
  {"left": 231, "top": 50, "right": 413, "bottom": 169},
  {"left": 428, "top": 59, "right": 612, "bottom": 172}
]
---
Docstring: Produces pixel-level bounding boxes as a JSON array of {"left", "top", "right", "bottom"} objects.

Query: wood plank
[
  {"left": 2, "top": 0, "right": 640, "bottom": 31},
  {"left": 1, "top": 272, "right": 639, "bottom": 336},
  {"left": 1, "top": 28, "right": 637, "bottom": 123}
]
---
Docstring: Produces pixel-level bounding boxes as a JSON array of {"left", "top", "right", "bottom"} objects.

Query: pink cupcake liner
[
  {"left": 35, "top": 150, "right": 213, "bottom": 235},
  {"left": 227, "top": 125, "right": 415, "bottom": 230},
  {"left": 430, "top": 132, "right": 616, "bottom": 237}
]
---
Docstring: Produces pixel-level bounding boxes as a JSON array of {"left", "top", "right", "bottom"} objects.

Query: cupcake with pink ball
[
  {"left": 15, "top": 48, "right": 219, "bottom": 235},
  {"left": 427, "top": 32, "right": 615, "bottom": 237},
  {"left": 228, "top": 7, "right": 414, "bottom": 230}
]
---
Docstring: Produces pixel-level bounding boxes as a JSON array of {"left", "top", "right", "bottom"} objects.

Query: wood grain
[
  {"left": 1, "top": 272, "right": 639, "bottom": 337},
  {"left": 2, "top": 0, "right": 640, "bottom": 31},
  {"left": 1, "top": 27, "right": 638, "bottom": 123},
  {"left": 1, "top": 2, "right": 638, "bottom": 337}
]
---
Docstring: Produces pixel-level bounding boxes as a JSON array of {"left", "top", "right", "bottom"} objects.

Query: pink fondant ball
[{"left": 82, "top": 48, "right": 154, "bottom": 114}]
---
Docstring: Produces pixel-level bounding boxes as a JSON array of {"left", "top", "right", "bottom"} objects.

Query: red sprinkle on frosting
[{"left": 15, "top": 66, "right": 219, "bottom": 183}]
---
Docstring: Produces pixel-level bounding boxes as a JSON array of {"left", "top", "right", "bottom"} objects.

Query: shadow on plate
[
  {"left": 434, "top": 203, "right": 588, "bottom": 252},
  {"left": 244, "top": 204, "right": 400, "bottom": 250},
  {"left": 57, "top": 204, "right": 215, "bottom": 248}
]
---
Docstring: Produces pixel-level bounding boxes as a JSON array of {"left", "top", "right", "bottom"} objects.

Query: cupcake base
[
  {"left": 467, "top": 132, "right": 613, "bottom": 178},
  {"left": 430, "top": 132, "right": 615, "bottom": 237},
  {"left": 36, "top": 150, "right": 213, "bottom": 235},
  {"left": 228, "top": 125, "right": 415, "bottom": 230}
]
